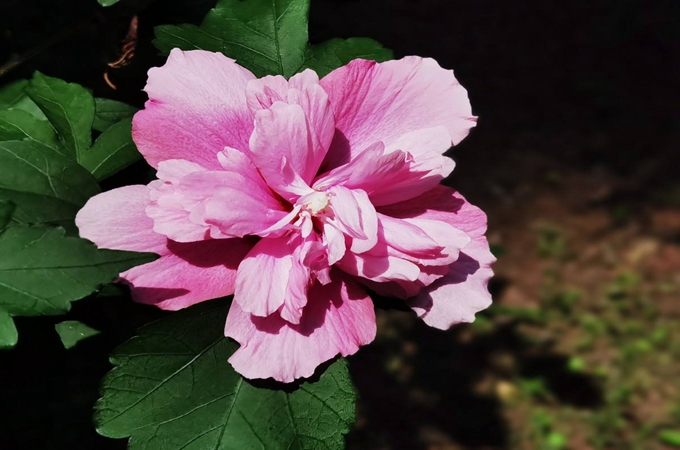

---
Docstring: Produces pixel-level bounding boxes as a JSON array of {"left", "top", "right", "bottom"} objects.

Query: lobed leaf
[
  {"left": 302, "top": 37, "right": 394, "bottom": 78},
  {"left": 0, "top": 224, "right": 157, "bottom": 317},
  {"left": 96, "top": 299, "right": 357, "bottom": 450},
  {"left": 0, "top": 80, "right": 48, "bottom": 120},
  {"left": 81, "top": 118, "right": 142, "bottom": 181},
  {"left": 0, "top": 109, "right": 59, "bottom": 148},
  {"left": 154, "top": 0, "right": 310, "bottom": 78},
  {"left": 26, "top": 72, "right": 95, "bottom": 161},
  {"left": 0, "top": 140, "right": 99, "bottom": 229},
  {"left": 93, "top": 98, "right": 138, "bottom": 133}
]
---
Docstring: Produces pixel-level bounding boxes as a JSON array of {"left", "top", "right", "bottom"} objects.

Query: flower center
[{"left": 299, "top": 190, "right": 331, "bottom": 216}]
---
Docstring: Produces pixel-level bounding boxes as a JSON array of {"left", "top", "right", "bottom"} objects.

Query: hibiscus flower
[{"left": 77, "top": 49, "right": 495, "bottom": 382}]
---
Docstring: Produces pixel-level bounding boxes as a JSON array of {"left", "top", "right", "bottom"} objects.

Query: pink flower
[{"left": 76, "top": 49, "right": 495, "bottom": 382}]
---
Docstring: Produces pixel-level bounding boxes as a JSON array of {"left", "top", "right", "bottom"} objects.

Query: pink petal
[
  {"left": 247, "top": 71, "right": 334, "bottom": 189},
  {"left": 379, "top": 186, "right": 495, "bottom": 329},
  {"left": 323, "top": 221, "right": 346, "bottom": 265},
  {"left": 133, "top": 49, "right": 256, "bottom": 169},
  {"left": 76, "top": 184, "right": 252, "bottom": 311},
  {"left": 122, "top": 238, "right": 252, "bottom": 310},
  {"left": 146, "top": 160, "right": 211, "bottom": 243},
  {"left": 225, "top": 272, "right": 376, "bottom": 382},
  {"left": 337, "top": 251, "right": 420, "bottom": 283},
  {"left": 381, "top": 215, "right": 471, "bottom": 266},
  {"left": 329, "top": 186, "right": 378, "bottom": 253},
  {"left": 315, "top": 134, "right": 455, "bottom": 206},
  {"left": 76, "top": 185, "right": 166, "bottom": 254},
  {"left": 234, "top": 236, "right": 317, "bottom": 323},
  {"left": 320, "top": 57, "right": 475, "bottom": 170},
  {"left": 178, "top": 170, "right": 290, "bottom": 238}
]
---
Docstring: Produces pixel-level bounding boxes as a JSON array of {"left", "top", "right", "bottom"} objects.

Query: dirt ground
[{"left": 0, "top": 0, "right": 678, "bottom": 449}]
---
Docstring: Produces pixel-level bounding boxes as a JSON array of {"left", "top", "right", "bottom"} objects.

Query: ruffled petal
[
  {"left": 225, "top": 272, "right": 376, "bottom": 382},
  {"left": 146, "top": 159, "right": 211, "bottom": 243},
  {"left": 314, "top": 133, "right": 455, "bottom": 206},
  {"left": 379, "top": 186, "right": 494, "bottom": 329},
  {"left": 320, "top": 57, "right": 475, "bottom": 170},
  {"left": 76, "top": 185, "right": 166, "bottom": 254},
  {"left": 122, "top": 238, "right": 252, "bottom": 311},
  {"left": 328, "top": 186, "right": 378, "bottom": 253},
  {"left": 247, "top": 70, "right": 334, "bottom": 193},
  {"left": 178, "top": 170, "right": 289, "bottom": 238},
  {"left": 133, "top": 49, "right": 256, "bottom": 169}
]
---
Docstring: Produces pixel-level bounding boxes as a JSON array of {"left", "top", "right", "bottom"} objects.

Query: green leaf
[
  {"left": 26, "top": 72, "right": 95, "bottom": 161},
  {"left": 81, "top": 118, "right": 142, "bottom": 181},
  {"left": 0, "top": 109, "right": 59, "bottom": 147},
  {"left": 55, "top": 320, "right": 101, "bottom": 349},
  {"left": 98, "top": 0, "right": 120, "bottom": 6},
  {"left": 93, "top": 98, "right": 138, "bottom": 133},
  {"left": 96, "top": 299, "right": 357, "bottom": 450},
  {"left": 301, "top": 37, "right": 394, "bottom": 77},
  {"left": 0, "top": 225, "right": 157, "bottom": 317},
  {"left": 0, "top": 200, "right": 14, "bottom": 230},
  {"left": 154, "top": 0, "right": 311, "bottom": 78},
  {"left": 0, "top": 308, "right": 18, "bottom": 349},
  {"left": 660, "top": 430, "right": 680, "bottom": 447},
  {"left": 0, "top": 140, "right": 99, "bottom": 229},
  {"left": 0, "top": 80, "right": 48, "bottom": 120}
]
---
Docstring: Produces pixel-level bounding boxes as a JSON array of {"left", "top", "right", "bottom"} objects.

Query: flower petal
[
  {"left": 247, "top": 70, "right": 334, "bottom": 191},
  {"left": 122, "top": 238, "right": 252, "bottom": 310},
  {"left": 225, "top": 272, "right": 376, "bottom": 382},
  {"left": 178, "top": 170, "right": 289, "bottom": 238},
  {"left": 320, "top": 57, "right": 475, "bottom": 170},
  {"left": 76, "top": 185, "right": 166, "bottom": 254},
  {"left": 146, "top": 159, "right": 211, "bottom": 243},
  {"left": 314, "top": 132, "right": 455, "bottom": 206},
  {"left": 379, "top": 186, "right": 495, "bottom": 329},
  {"left": 329, "top": 186, "right": 378, "bottom": 253},
  {"left": 133, "top": 49, "right": 256, "bottom": 169}
]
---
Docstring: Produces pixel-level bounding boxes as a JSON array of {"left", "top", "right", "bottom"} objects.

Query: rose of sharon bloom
[{"left": 76, "top": 49, "right": 495, "bottom": 382}]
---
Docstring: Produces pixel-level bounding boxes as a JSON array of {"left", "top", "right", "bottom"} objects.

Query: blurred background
[{"left": 0, "top": 0, "right": 678, "bottom": 448}]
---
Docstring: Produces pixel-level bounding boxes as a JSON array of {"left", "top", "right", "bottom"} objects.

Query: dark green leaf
[
  {"left": 302, "top": 37, "right": 394, "bottom": 77},
  {"left": 0, "top": 140, "right": 99, "bottom": 229},
  {"left": 81, "top": 118, "right": 142, "bottom": 181},
  {"left": 0, "top": 109, "right": 59, "bottom": 148},
  {"left": 0, "top": 200, "right": 13, "bottom": 230},
  {"left": 96, "top": 299, "right": 357, "bottom": 450},
  {"left": 154, "top": 0, "right": 310, "bottom": 77},
  {"left": 26, "top": 72, "right": 95, "bottom": 160},
  {"left": 55, "top": 320, "right": 101, "bottom": 349},
  {"left": 98, "top": 0, "right": 120, "bottom": 6},
  {"left": 0, "top": 80, "right": 48, "bottom": 120},
  {"left": 93, "top": 98, "right": 138, "bottom": 133},
  {"left": 0, "top": 225, "right": 157, "bottom": 317},
  {"left": 0, "top": 309, "right": 18, "bottom": 349}
]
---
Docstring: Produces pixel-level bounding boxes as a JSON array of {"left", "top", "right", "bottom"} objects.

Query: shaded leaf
[
  {"left": 154, "top": 0, "right": 310, "bottom": 77},
  {"left": 98, "top": 0, "right": 120, "bottom": 6},
  {"left": 0, "top": 109, "right": 59, "bottom": 148},
  {"left": 660, "top": 430, "right": 680, "bottom": 447},
  {"left": 96, "top": 299, "right": 357, "bottom": 450},
  {"left": 81, "top": 118, "right": 142, "bottom": 181},
  {"left": 0, "top": 225, "right": 157, "bottom": 317},
  {"left": 302, "top": 37, "right": 394, "bottom": 77},
  {"left": 26, "top": 72, "right": 95, "bottom": 160},
  {"left": 0, "top": 309, "right": 18, "bottom": 349},
  {"left": 0, "top": 80, "right": 47, "bottom": 120},
  {"left": 0, "top": 200, "right": 13, "bottom": 230},
  {"left": 93, "top": 98, "right": 138, "bottom": 133},
  {"left": 55, "top": 320, "right": 101, "bottom": 349},
  {"left": 0, "top": 140, "right": 99, "bottom": 229}
]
